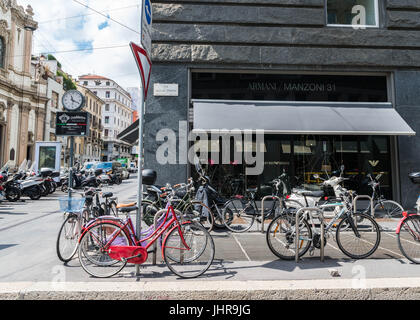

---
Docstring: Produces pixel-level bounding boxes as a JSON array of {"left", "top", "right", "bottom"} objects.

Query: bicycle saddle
[
  {"left": 102, "top": 192, "right": 113, "bottom": 198},
  {"left": 117, "top": 202, "right": 136, "bottom": 209},
  {"left": 118, "top": 206, "right": 138, "bottom": 213},
  {"left": 298, "top": 190, "right": 324, "bottom": 198}
]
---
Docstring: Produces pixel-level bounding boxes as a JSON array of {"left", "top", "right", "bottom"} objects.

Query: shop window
[{"left": 326, "top": 0, "right": 379, "bottom": 28}]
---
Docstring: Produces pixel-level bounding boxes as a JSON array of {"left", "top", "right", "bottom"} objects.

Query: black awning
[
  {"left": 117, "top": 119, "right": 139, "bottom": 144},
  {"left": 192, "top": 100, "right": 415, "bottom": 136}
]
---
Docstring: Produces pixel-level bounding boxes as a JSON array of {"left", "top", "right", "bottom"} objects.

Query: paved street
[{"left": 0, "top": 175, "right": 418, "bottom": 284}]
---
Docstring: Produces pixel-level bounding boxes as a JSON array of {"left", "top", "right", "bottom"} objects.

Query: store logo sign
[
  {"left": 59, "top": 114, "right": 70, "bottom": 124},
  {"left": 369, "top": 160, "right": 379, "bottom": 167}
]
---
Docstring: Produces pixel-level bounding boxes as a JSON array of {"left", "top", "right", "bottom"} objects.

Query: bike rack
[
  {"left": 295, "top": 207, "right": 325, "bottom": 263},
  {"left": 352, "top": 195, "right": 374, "bottom": 217},
  {"left": 260, "top": 195, "right": 283, "bottom": 233},
  {"left": 152, "top": 209, "right": 166, "bottom": 265}
]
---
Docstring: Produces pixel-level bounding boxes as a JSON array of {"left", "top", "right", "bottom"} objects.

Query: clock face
[{"left": 62, "top": 90, "right": 84, "bottom": 111}]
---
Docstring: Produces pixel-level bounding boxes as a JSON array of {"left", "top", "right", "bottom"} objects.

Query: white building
[
  {"left": 126, "top": 87, "right": 141, "bottom": 112},
  {"left": 77, "top": 74, "right": 133, "bottom": 161}
]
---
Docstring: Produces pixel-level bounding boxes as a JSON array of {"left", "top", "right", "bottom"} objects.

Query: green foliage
[
  {"left": 57, "top": 70, "right": 76, "bottom": 91},
  {"left": 47, "top": 54, "right": 62, "bottom": 68}
]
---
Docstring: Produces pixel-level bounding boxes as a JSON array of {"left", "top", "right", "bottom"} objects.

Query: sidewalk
[{"left": 2, "top": 277, "right": 420, "bottom": 300}]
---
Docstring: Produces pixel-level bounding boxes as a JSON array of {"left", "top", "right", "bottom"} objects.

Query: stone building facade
[
  {"left": 144, "top": 0, "right": 420, "bottom": 208},
  {"left": 0, "top": 1, "right": 48, "bottom": 167}
]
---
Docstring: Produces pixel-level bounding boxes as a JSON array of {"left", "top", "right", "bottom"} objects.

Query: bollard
[{"left": 352, "top": 195, "right": 374, "bottom": 217}]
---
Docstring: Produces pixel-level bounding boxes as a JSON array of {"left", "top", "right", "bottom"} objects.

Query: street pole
[
  {"left": 68, "top": 136, "right": 74, "bottom": 198},
  {"left": 135, "top": 86, "right": 145, "bottom": 276}
]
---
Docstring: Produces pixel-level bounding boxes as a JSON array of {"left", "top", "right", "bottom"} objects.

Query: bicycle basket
[{"left": 58, "top": 197, "right": 86, "bottom": 212}]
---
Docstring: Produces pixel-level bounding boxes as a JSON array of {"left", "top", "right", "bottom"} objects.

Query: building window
[
  {"left": 93, "top": 91, "right": 97, "bottom": 96},
  {"left": 106, "top": 91, "right": 110, "bottom": 98},
  {"left": 326, "top": 0, "right": 379, "bottom": 28},
  {"left": 105, "top": 116, "right": 109, "bottom": 124},
  {"left": 106, "top": 81, "right": 110, "bottom": 86},
  {"left": 83, "top": 81, "right": 88, "bottom": 86},
  {"left": 105, "top": 129, "right": 108, "bottom": 137},
  {"left": 105, "top": 104, "right": 109, "bottom": 111}
]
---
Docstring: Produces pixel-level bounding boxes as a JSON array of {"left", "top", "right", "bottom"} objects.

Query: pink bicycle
[{"left": 77, "top": 190, "right": 215, "bottom": 278}]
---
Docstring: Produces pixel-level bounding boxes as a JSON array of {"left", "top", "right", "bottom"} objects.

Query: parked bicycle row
[{"left": 55, "top": 160, "right": 420, "bottom": 280}]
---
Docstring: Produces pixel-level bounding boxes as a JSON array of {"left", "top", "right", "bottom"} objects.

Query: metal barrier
[
  {"left": 295, "top": 207, "right": 325, "bottom": 263},
  {"left": 260, "top": 196, "right": 283, "bottom": 233},
  {"left": 352, "top": 195, "right": 374, "bottom": 217}
]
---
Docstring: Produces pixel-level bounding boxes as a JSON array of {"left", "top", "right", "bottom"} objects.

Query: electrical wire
[
  {"left": 38, "top": 4, "right": 140, "bottom": 24},
  {"left": 72, "top": 0, "right": 140, "bottom": 35}
]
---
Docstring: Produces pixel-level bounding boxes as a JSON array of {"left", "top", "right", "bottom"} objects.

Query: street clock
[{"left": 62, "top": 90, "right": 85, "bottom": 112}]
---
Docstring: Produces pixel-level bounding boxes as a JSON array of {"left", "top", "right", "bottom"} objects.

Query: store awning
[
  {"left": 192, "top": 100, "right": 415, "bottom": 136},
  {"left": 117, "top": 119, "right": 139, "bottom": 144}
]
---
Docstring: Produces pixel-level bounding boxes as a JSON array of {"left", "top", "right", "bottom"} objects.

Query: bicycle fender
[
  {"left": 161, "top": 221, "right": 192, "bottom": 260},
  {"left": 395, "top": 214, "right": 418, "bottom": 234}
]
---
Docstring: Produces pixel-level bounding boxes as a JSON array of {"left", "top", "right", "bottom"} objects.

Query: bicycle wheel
[
  {"left": 398, "top": 215, "right": 420, "bottom": 264},
  {"left": 186, "top": 201, "right": 214, "bottom": 232},
  {"left": 78, "top": 222, "right": 130, "bottom": 278},
  {"left": 163, "top": 222, "right": 215, "bottom": 278},
  {"left": 266, "top": 213, "right": 312, "bottom": 260},
  {"left": 222, "top": 198, "right": 256, "bottom": 233},
  {"left": 56, "top": 214, "right": 81, "bottom": 262},
  {"left": 142, "top": 202, "right": 159, "bottom": 226},
  {"left": 336, "top": 213, "right": 381, "bottom": 259},
  {"left": 103, "top": 201, "right": 118, "bottom": 217},
  {"left": 374, "top": 200, "right": 404, "bottom": 219},
  {"left": 212, "top": 203, "right": 229, "bottom": 229}
]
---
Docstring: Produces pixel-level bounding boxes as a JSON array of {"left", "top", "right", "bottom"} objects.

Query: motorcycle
[
  {"left": 99, "top": 170, "right": 122, "bottom": 185},
  {"left": 61, "top": 168, "right": 102, "bottom": 191}
]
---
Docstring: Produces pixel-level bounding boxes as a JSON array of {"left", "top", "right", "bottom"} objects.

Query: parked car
[
  {"left": 82, "top": 161, "right": 98, "bottom": 173},
  {"left": 128, "top": 162, "right": 137, "bottom": 173},
  {"left": 93, "top": 161, "right": 122, "bottom": 174}
]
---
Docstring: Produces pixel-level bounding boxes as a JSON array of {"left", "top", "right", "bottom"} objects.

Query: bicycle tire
[
  {"left": 186, "top": 201, "right": 215, "bottom": 232},
  {"left": 266, "top": 213, "right": 312, "bottom": 260},
  {"left": 335, "top": 213, "right": 381, "bottom": 259},
  {"left": 212, "top": 203, "right": 229, "bottom": 229},
  {"left": 78, "top": 222, "right": 131, "bottom": 278},
  {"left": 398, "top": 215, "right": 420, "bottom": 264},
  {"left": 222, "top": 198, "right": 255, "bottom": 233},
  {"left": 163, "top": 221, "right": 215, "bottom": 278},
  {"left": 374, "top": 200, "right": 404, "bottom": 219},
  {"left": 56, "top": 214, "right": 81, "bottom": 262}
]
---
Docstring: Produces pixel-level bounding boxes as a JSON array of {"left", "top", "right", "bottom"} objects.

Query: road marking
[{"left": 232, "top": 234, "right": 251, "bottom": 261}]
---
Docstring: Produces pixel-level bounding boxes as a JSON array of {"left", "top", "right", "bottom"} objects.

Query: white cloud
[{"left": 18, "top": 0, "right": 143, "bottom": 89}]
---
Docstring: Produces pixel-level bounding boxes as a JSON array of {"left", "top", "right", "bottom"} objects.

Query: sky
[{"left": 19, "top": 0, "right": 143, "bottom": 90}]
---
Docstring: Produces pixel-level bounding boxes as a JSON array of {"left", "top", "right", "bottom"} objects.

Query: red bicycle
[
  {"left": 396, "top": 211, "right": 420, "bottom": 264},
  {"left": 77, "top": 189, "right": 215, "bottom": 278}
]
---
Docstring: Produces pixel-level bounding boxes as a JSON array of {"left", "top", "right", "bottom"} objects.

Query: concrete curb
[{"left": 1, "top": 278, "right": 420, "bottom": 300}]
